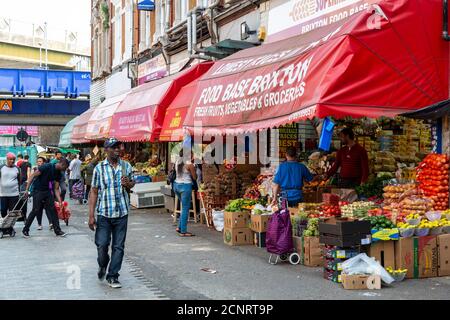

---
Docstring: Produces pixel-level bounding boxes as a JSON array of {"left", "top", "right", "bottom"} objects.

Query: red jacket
[{"left": 327, "top": 143, "right": 369, "bottom": 184}]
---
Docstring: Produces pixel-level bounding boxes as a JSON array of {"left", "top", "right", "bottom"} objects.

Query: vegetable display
[
  {"left": 416, "top": 154, "right": 449, "bottom": 211},
  {"left": 366, "top": 215, "right": 396, "bottom": 231},
  {"left": 340, "top": 201, "right": 376, "bottom": 219},
  {"left": 355, "top": 174, "right": 392, "bottom": 198},
  {"left": 303, "top": 218, "right": 319, "bottom": 237}
]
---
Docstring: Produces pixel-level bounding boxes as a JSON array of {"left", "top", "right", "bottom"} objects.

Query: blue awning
[{"left": 138, "top": 0, "right": 154, "bottom": 11}]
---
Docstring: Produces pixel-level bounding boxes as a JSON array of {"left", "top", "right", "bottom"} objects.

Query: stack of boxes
[
  {"left": 319, "top": 217, "right": 372, "bottom": 283},
  {"left": 223, "top": 211, "right": 252, "bottom": 246}
]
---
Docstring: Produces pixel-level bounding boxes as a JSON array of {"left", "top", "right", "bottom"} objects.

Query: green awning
[
  {"left": 58, "top": 148, "right": 80, "bottom": 154},
  {"left": 58, "top": 117, "right": 78, "bottom": 148}
]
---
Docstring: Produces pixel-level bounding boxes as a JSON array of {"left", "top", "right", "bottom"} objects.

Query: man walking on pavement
[
  {"left": 89, "top": 138, "right": 135, "bottom": 289},
  {"left": 18, "top": 155, "right": 32, "bottom": 221},
  {"left": 0, "top": 153, "right": 21, "bottom": 222},
  {"left": 51, "top": 151, "right": 67, "bottom": 201},
  {"left": 68, "top": 154, "right": 82, "bottom": 199},
  {"left": 22, "top": 158, "right": 69, "bottom": 238}
]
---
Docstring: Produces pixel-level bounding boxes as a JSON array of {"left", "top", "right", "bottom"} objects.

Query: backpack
[{"left": 167, "top": 164, "right": 176, "bottom": 185}]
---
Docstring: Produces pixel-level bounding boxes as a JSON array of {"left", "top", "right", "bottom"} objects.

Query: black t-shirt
[
  {"left": 33, "top": 163, "right": 62, "bottom": 192},
  {"left": 19, "top": 161, "right": 31, "bottom": 182}
]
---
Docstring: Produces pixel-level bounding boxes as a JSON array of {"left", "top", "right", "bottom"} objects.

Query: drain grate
[{"left": 124, "top": 256, "right": 169, "bottom": 299}]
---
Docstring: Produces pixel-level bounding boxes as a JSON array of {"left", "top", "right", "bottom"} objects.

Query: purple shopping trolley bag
[{"left": 266, "top": 199, "right": 294, "bottom": 256}]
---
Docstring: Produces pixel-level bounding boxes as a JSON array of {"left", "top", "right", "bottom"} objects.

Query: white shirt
[
  {"left": 175, "top": 159, "right": 193, "bottom": 184},
  {"left": 0, "top": 165, "right": 20, "bottom": 197},
  {"left": 69, "top": 158, "right": 82, "bottom": 180}
]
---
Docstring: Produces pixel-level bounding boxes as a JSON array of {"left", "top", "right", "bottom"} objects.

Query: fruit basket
[
  {"left": 386, "top": 267, "right": 407, "bottom": 282},
  {"left": 399, "top": 228, "right": 415, "bottom": 238},
  {"left": 406, "top": 218, "right": 421, "bottom": 226},
  {"left": 414, "top": 228, "right": 430, "bottom": 237}
]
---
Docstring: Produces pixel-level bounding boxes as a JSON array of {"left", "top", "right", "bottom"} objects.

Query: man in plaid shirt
[{"left": 88, "top": 138, "right": 134, "bottom": 288}]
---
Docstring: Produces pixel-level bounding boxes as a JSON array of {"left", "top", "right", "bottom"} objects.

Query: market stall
[{"left": 174, "top": 0, "right": 450, "bottom": 290}]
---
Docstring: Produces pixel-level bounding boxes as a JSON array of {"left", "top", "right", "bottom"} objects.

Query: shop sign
[
  {"left": 138, "top": 55, "right": 168, "bottom": 85},
  {"left": 137, "top": 0, "right": 155, "bottom": 11},
  {"left": 0, "top": 100, "right": 12, "bottom": 112},
  {"left": 0, "top": 126, "right": 38, "bottom": 136},
  {"left": 267, "top": 0, "right": 379, "bottom": 42},
  {"left": 278, "top": 123, "right": 299, "bottom": 158}
]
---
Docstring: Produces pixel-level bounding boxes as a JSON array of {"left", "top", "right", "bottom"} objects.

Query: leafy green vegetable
[{"left": 355, "top": 174, "right": 392, "bottom": 198}]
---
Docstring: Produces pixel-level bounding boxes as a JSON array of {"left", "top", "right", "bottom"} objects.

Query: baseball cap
[
  {"left": 104, "top": 138, "right": 121, "bottom": 149},
  {"left": 6, "top": 152, "right": 16, "bottom": 159}
]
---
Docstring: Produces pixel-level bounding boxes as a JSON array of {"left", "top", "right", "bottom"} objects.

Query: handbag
[{"left": 167, "top": 164, "right": 176, "bottom": 185}]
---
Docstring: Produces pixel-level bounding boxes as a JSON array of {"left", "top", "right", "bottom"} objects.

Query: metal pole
[{"left": 44, "top": 22, "right": 48, "bottom": 69}]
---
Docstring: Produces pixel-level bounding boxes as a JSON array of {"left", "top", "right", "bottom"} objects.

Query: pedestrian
[
  {"left": 18, "top": 154, "right": 32, "bottom": 221},
  {"left": 81, "top": 155, "right": 97, "bottom": 204},
  {"left": 15, "top": 154, "right": 23, "bottom": 167},
  {"left": 32, "top": 157, "right": 52, "bottom": 230},
  {"left": 88, "top": 138, "right": 134, "bottom": 288},
  {"left": 173, "top": 149, "right": 197, "bottom": 237},
  {"left": 51, "top": 151, "right": 67, "bottom": 201},
  {"left": 68, "top": 154, "right": 82, "bottom": 200},
  {"left": 0, "top": 153, "right": 21, "bottom": 225},
  {"left": 22, "top": 158, "right": 69, "bottom": 238},
  {"left": 325, "top": 127, "right": 369, "bottom": 188},
  {"left": 271, "top": 146, "right": 314, "bottom": 208}
]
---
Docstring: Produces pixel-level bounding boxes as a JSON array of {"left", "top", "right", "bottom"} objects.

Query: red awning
[
  {"left": 184, "top": 0, "right": 449, "bottom": 136},
  {"left": 160, "top": 80, "right": 211, "bottom": 142},
  {"left": 109, "top": 62, "right": 214, "bottom": 142},
  {"left": 71, "top": 108, "right": 96, "bottom": 144},
  {"left": 85, "top": 92, "right": 129, "bottom": 141}
]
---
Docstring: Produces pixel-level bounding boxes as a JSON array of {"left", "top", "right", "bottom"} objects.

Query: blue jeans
[
  {"left": 95, "top": 214, "right": 128, "bottom": 280},
  {"left": 173, "top": 182, "right": 193, "bottom": 233}
]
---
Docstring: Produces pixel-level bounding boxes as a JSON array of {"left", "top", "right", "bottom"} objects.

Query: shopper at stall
[
  {"left": 88, "top": 138, "right": 134, "bottom": 289},
  {"left": 325, "top": 127, "right": 369, "bottom": 188},
  {"left": 22, "top": 158, "right": 68, "bottom": 238},
  {"left": 0, "top": 153, "right": 21, "bottom": 221},
  {"left": 173, "top": 149, "right": 197, "bottom": 237},
  {"left": 271, "top": 146, "right": 314, "bottom": 207}
]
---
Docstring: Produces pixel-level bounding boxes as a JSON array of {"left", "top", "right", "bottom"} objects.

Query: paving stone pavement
[{"left": 0, "top": 220, "right": 167, "bottom": 300}]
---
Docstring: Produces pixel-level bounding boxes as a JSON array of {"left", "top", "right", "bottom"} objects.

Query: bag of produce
[
  {"left": 341, "top": 253, "right": 394, "bottom": 284},
  {"left": 212, "top": 210, "right": 224, "bottom": 232}
]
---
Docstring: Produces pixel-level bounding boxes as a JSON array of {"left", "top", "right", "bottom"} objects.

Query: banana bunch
[
  {"left": 397, "top": 222, "right": 415, "bottom": 229},
  {"left": 386, "top": 267, "right": 408, "bottom": 274},
  {"left": 406, "top": 213, "right": 421, "bottom": 220},
  {"left": 418, "top": 219, "right": 433, "bottom": 229}
]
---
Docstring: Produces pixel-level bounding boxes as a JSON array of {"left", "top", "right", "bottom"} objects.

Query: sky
[{"left": 1, "top": 0, "right": 91, "bottom": 48}]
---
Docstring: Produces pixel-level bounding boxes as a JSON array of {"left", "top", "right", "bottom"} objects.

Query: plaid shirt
[{"left": 92, "top": 158, "right": 133, "bottom": 218}]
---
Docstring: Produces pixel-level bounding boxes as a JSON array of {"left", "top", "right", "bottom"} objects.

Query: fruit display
[
  {"left": 340, "top": 201, "right": 376, "bottom": 219},
  {"left": 373, "top": 151, "right": 397, "bottom": 173},
  {"left": 303, "top": 218, "right": 319, "bottom": 237},
  {"left": 320, "top": 204, "right": 341, "bottom": 217},
  {"left": 243, "top": 174, "right": 273, "bottom": 200},
  {"left": 416, "top": 154, "right": 449, "bottom": 210},
  {"left": 382, "top": 182, "right": 417, "bottom": 205},
  {"left": 365, "top": 215, "right": 396, "bottom": 231},
  {"left": 298, "top": 203, "right": 321, "bottom": 217},
  {"left": 385, "top": 267, "right": 408, "bottom": 282},
  {"left": 202, "top": 171, "right": 241, "bottom": 197},
  {"left": 133, "top": 162, "right": 165, "bottom": 177},
  {"left": 307, "top": 152, "right": 333, "bottom": 175},
  {"left": 291, "top": 214, "right": 308, "bottom": 237}
]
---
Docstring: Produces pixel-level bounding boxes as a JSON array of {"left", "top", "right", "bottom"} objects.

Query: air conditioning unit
[{"left": 130, "top": 181, "right": 166, "bottom": 209}]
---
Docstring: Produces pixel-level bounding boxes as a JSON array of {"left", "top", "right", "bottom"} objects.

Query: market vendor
[
  {"left": 134, "top": 147, "right": 150, "bottom": 163},
  {"left": 271, "top": 146, "right": 314, "bottom": 207},
  {"left": 325, "top": 127, "right": 369, "bottom": 188}
]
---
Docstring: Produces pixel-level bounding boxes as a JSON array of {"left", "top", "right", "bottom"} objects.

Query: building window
[
  {"left": 198, "top": 0, "right": 210, "bottom": 8},
  {"left": 175, "top": 0, "right": 189, "bottom": 24},
  {"left": 113, "top": 7, "right": 122, "bottom": 66},
  {"left": 139, "top": 11, "right": 152, "bottom": 51}
]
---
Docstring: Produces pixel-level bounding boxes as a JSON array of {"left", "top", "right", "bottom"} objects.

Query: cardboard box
[
  {"left": 341, "top": 274, "right": 381, "bottom": 290},
  {"left": 251, "top": 214, "right": 271, "bottom": 233},
  {"left": 293, "top": 236, "right": 323, "bottom": 266},
  {"left": 369, "top": 241, "right": 395, "bottom": 268},
  {"left": 319, "top": 217, "right": 372, "bottom": 247},
  {"left": 224, "top": 211, "right": 251, "bottom": 229},
  {"left": 254, "top": 232, "right": 266, "bottom": 248},
  {"left": 395, "top": 236, "right": 438, "bottom": 279},
  {"left": 223, "top": 227, "right": 253, "bottom": 246},
  {"left": 437, "top": 234, "right": 450, "bottom": 277}
]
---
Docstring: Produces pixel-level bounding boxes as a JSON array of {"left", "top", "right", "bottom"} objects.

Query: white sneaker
[{"left": 37, "top": 225, "right": 43, "bottom": 230}]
